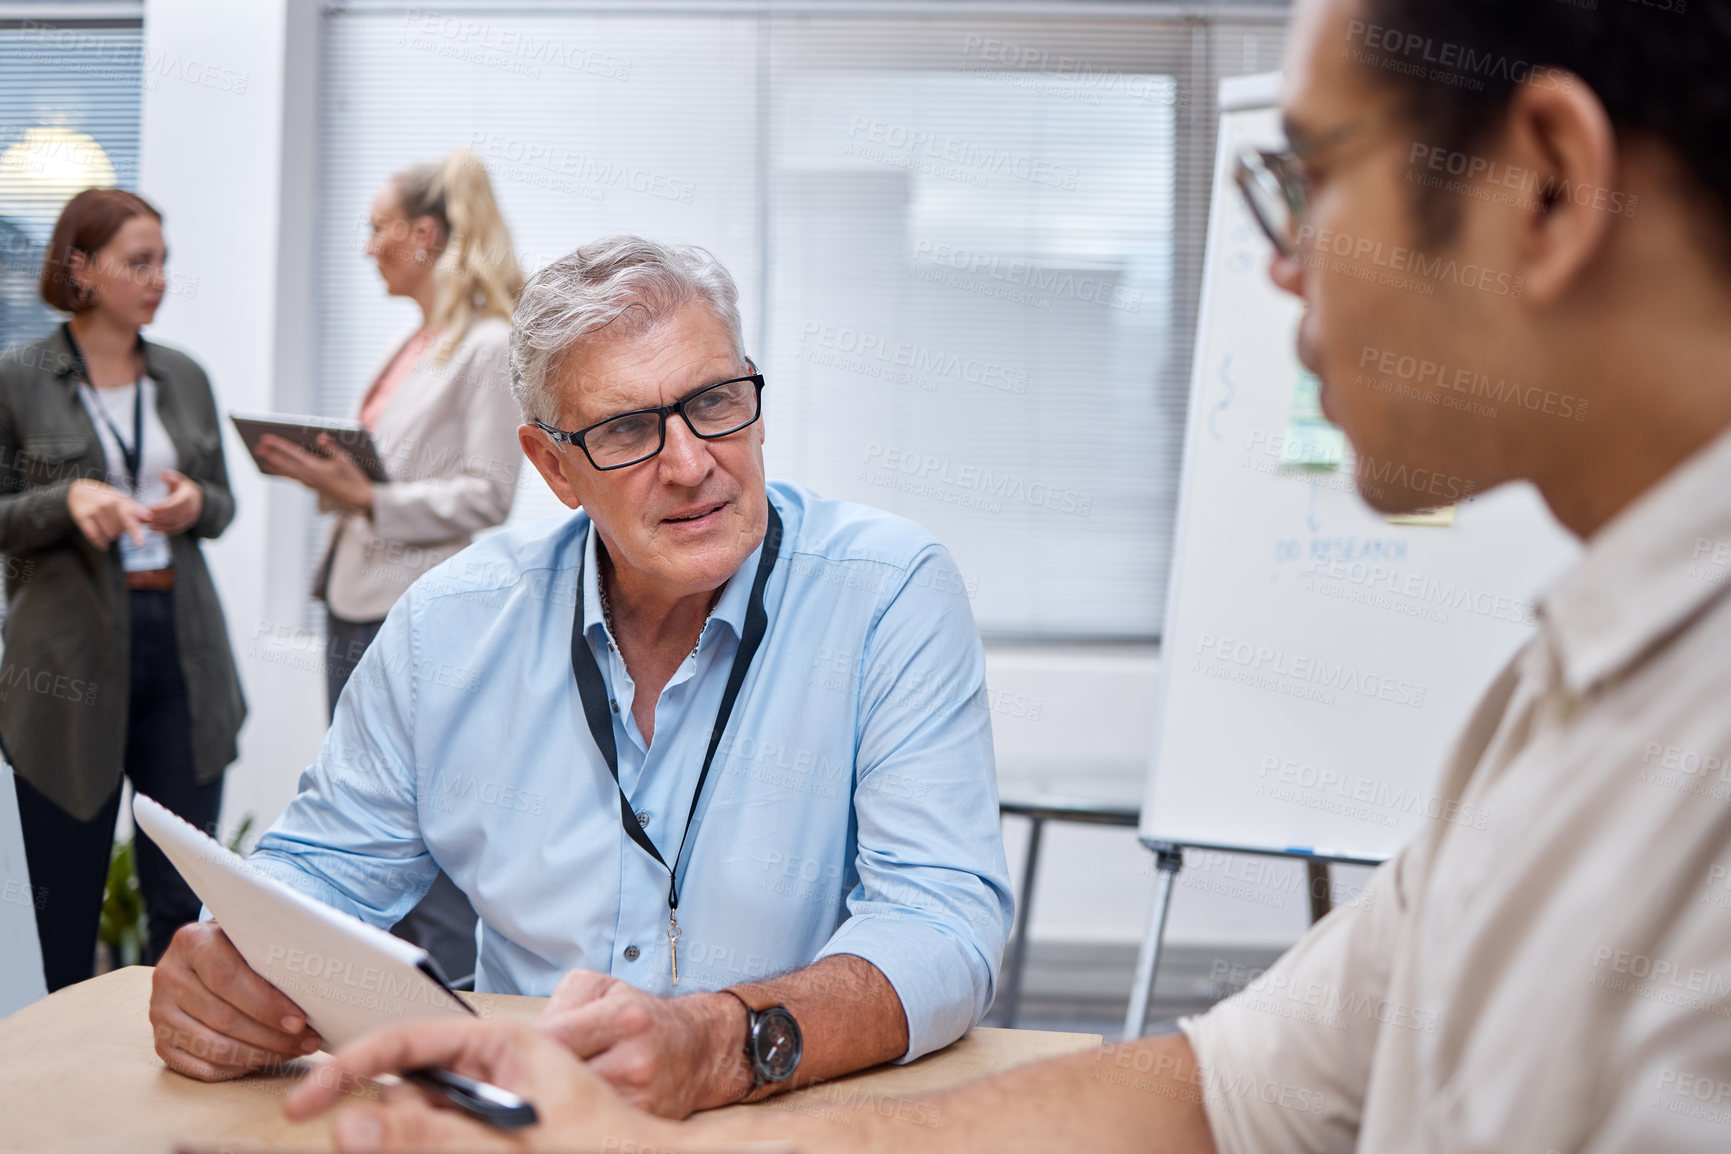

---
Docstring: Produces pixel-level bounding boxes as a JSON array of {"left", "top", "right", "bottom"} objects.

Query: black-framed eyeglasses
[
  {"left": 535, "top": 363, "right": 765, "bottom": 471},
  {"left": 1233, "top": 102, "right": 1409, "bottom": 260}
]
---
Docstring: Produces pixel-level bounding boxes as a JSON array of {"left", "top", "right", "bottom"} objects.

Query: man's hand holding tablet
[{"left": 150, "top": 921, "right": 324, "bottom": 1081}]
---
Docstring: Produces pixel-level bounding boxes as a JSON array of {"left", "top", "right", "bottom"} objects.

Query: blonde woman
[
  {"left": 256, "top": 149, "right": 523, "bottom": 980},
  {"left": 258, "top": 149, "right": 522, "bottom": 710}
]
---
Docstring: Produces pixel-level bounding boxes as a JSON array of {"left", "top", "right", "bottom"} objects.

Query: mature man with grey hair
[{"left": 148, "top": 235, "right": 1013, "bottom": 1116}]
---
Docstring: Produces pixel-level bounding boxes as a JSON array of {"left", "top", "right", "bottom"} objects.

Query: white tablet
[{"left": 132, "top": 792, "right": 475, "bottom": 1049}]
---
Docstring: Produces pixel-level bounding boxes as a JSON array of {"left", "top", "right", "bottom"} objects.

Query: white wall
[
  {"left": 137, "top": 0, "right": 328, "bottom": 849},
  {"left": 135, "top": 0, "right": 1319, "bottom": 960}
]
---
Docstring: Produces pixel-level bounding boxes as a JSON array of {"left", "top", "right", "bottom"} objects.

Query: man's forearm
[
  {"left": 690, "top": 1033, "right": 1218, "bottom": 1154},
  {"left": 696, "top": 953, "right": 910, "bottom": 1107}
]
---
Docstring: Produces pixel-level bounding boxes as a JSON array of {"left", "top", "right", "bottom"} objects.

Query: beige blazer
[{"left": 319, "top": 317, "right": 522, "bottom": 622}]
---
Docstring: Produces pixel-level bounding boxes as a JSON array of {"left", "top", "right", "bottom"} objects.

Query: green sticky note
[{"left": 1281, "top": 368, "right": 1345, "bottom": 469}]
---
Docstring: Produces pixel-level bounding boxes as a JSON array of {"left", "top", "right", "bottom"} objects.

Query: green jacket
[{"left": 0, "top": 326, "right": 246, "bottom": 820}]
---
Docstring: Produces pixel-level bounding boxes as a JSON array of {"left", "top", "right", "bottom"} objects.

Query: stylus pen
[{"left": 405, "top": 958, "right": 540, "bottom": 1129}]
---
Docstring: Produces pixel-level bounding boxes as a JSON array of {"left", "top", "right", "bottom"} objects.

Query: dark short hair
[
  {"left": 39, "top": 188, "right": 162, "bottom": 313},
  {"left": 1351, "top": 0, "right": 1731, "bottom": 252}
]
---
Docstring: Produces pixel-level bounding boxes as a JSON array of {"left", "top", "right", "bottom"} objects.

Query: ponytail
[{"left": 392, "top": 149, "right": 523, "bottom": 359}]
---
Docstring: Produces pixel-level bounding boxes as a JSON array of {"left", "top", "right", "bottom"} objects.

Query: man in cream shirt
[{"left": 287, "top": 0, "right": 1731, "bottom": 1150}]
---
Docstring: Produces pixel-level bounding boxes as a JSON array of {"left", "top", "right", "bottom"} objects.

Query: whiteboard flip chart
[{"left": 1139, "top": 74, "right": 1580, "bottom": 863}]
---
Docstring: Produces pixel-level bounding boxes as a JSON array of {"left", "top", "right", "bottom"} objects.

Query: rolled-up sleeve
[
  {"left": 1179, "top": 849, "right": 1413, "bottom": 1154},
  {"left": 815, "top": 543, "right": 1014, "bottom": 1062},
  {"left": 248, "top": 599, "right": 439, "bottom": 926}
]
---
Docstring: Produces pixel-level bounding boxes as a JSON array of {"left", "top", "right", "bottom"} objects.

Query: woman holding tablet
[
  {"left": 254, "top": 149, "right": 523, "bottom": 981},
  {"left": 256, "top": 149, "right": 523, "bottom": 716},
  {"left": 0, "top": 188, "right": 245, "bottom": 990}
]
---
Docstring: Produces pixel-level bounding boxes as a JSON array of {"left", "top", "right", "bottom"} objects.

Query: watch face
[{"left": 750, "top": 1006, "right": 803, "bottom": 1082}]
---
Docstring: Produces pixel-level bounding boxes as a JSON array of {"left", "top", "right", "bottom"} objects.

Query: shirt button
[
  {"left": 609, "top": 698, "right": 619, "bottom": 713},
  {"left": 636, "top": 810, "right": 649, "bottom": 827},
  {"left": 623, "top": 945, "right": 640, "bottom": 962}
]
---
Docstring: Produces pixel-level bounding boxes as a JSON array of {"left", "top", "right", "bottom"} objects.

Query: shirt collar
[
  {"left": 579, "top": 517, "right": 762, "bottom": 648},
  {"left": 1540, "top": 423, "right": 1731, "bottom": 697},
  {"left": 43, "top": 324, "right": 80, "bottom": 382},
  {"left": 53, "top": 321, "right": 153, "bottom": 385}
]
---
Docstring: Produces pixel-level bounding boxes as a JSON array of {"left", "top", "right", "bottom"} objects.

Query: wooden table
[{"left": 0, "top": 968, "right": 1100, "bottom": 1153}]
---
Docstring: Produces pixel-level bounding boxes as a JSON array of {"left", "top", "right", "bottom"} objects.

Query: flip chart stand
[
  {"left": 1122, "top": 843, "right": 1184, "bottom": 1040},
  {"left": 1121, "top": 842, "right": 1372, "bottom": 1041}
]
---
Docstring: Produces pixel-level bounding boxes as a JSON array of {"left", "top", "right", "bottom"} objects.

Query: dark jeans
[
  {"left": 14, "top": 589, "right": 223, "bottom": 991},
  {"left": 326, "top": 609, "right": 479, "bottom": 985}
]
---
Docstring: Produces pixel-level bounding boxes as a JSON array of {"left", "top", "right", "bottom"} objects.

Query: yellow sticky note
[{"left": 1387, "top": 506, "right": 1457, "bottom": 527}]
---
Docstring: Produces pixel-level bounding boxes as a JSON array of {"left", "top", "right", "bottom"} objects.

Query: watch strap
[{"left": 719, "top": 987, "right": 798, "bottom": 1099}]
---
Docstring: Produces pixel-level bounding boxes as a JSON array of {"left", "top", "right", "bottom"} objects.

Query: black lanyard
[
  {"left": 64, "top": 323, "right": 146, "bottom": 494},
  {"left": 569, "top": 502, "right": 782, "bottom": 982}
]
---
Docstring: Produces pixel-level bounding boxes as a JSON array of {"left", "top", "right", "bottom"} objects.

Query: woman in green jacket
[{"left": 0, "top": 188, "right": 244, "bottom": 991}]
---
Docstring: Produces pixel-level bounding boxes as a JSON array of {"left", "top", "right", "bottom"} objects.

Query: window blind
[
  {"left": 0, "top": 16, "right": 142, "bottom": 353},
  {"left": 314, "top": 3, "right": 1290, "bottom": 639},
  {"left": 0, "top": 12, "right": 142, "bottom": 634}
]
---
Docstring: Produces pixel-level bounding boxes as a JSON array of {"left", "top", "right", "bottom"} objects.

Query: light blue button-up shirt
[{"left": 250, "top": 481, "right": 1013, "bottom": 1060}]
